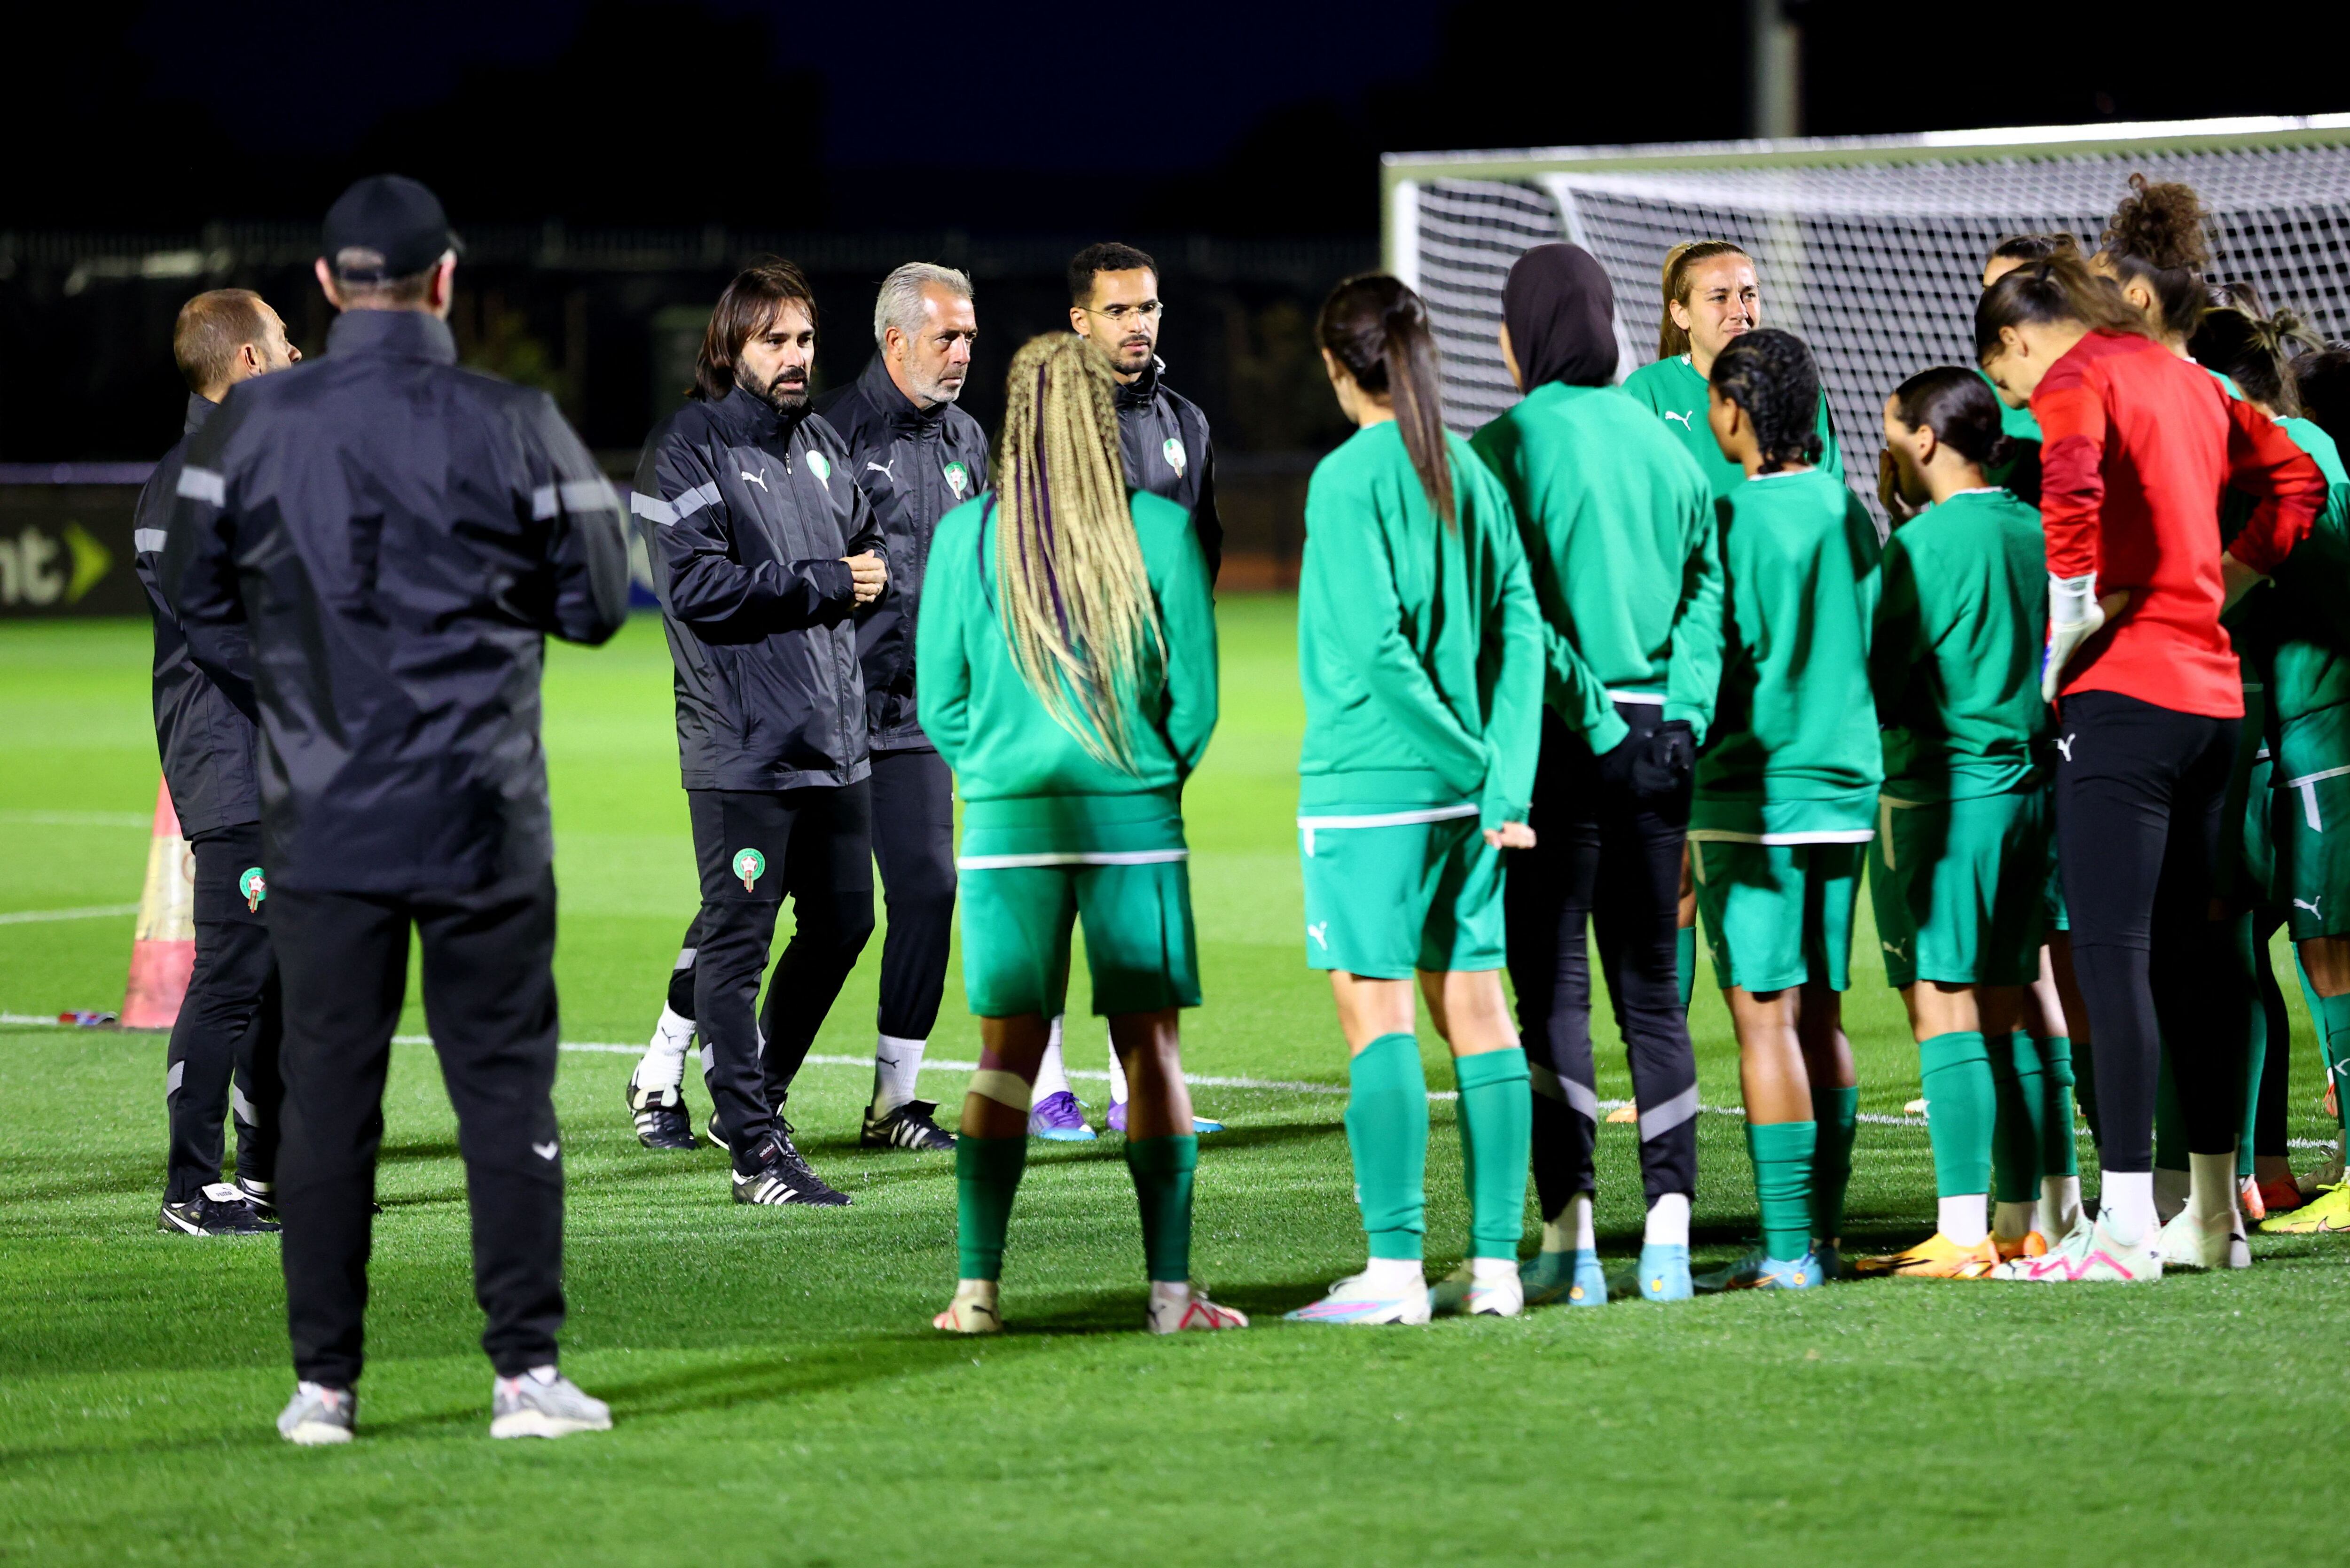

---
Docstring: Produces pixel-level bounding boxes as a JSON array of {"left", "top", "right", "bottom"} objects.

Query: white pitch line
[
  {"left": 17, "top": 1026, "right": 2342, "bottom": 1149},
  {"left": 0, "top": 903, "right": 142, "bottom": 926}
]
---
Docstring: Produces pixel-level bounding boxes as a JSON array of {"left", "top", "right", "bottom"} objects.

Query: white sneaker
[
  {"left": 1428, "top": 1261, "right": 1525, "bottom": 1318},
  {"left": 1990, "top": 1213, "right": 2162, "bottom": 1283},
  {"left": 2158, "top": 1205, "right": 2250, "bottom": 1271},
  {"left": 1145, "top": 1281, "right": 1248, "bottom": 1334},
  {"left": 932, "top": 1279, "right": 1002, "bottom": 1334},
  {"left": 1283, "top": 1269, "right": 1432, "bottom": 1325},
  {"left": 490, "top": 1366, "right": 611, "bottom": 1439},
  {"left": 276, "top": 1382, "right": 354, "bottom": 1445}
]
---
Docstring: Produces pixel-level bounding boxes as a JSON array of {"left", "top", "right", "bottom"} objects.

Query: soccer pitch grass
[{"left": 4, "top": 604, "right": 2349, "bottom": 1567}]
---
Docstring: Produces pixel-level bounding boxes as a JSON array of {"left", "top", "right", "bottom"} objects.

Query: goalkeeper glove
[{"left": 2042, "top": 571, "right": 2105, "bottom": 703}]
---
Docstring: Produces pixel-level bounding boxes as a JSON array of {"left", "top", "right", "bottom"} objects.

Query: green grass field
[{"left": 3, "top": 603, "right": 2347, "bottom": 1566}]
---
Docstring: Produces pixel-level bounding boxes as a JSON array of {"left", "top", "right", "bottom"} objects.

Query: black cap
[{"left": 321, "top": 174, "right": 460, "bottom": 282}]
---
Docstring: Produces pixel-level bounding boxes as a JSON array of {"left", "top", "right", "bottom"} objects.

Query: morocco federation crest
[{"left": 731, "top": 848, "right": 766, "bottom": 892}]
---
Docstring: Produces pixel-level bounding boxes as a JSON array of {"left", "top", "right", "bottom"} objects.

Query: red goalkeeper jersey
[{"left": 2034, "top": 330, "right": 2325, "bottom": 716}]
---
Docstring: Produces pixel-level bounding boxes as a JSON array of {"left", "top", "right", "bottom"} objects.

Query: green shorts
[
  {"left": 956, "top": 793, "right": 1201, "bottom": 1018},
  {"left": 1690, "top": 835, "right": 1867, "bottom": 994},
  {"left": 1868, "top": 790, "right": 2049, "bottom": 990},
  {"left": 2272, "top": 702, "right": 2350, "bottom": 940},
  {"left": 1298, "top": 804, "right": 1503, "bottom": 978}
]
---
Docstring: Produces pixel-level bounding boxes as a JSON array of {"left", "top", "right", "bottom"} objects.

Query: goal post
[{"left": 1382, "top": 116, "right": 2350, "bottom": 470}]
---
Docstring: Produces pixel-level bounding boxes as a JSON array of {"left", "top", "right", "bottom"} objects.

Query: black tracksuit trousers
[
  {"left": 163, "top": 824, "right": 282, "bottom": 1203},
  {"left": 2055, "top": 690, "right": 2244, "bottom": 1173},
  {"left": 667, "top": 753, "right": 952, "bottom": 1041},
  {"left": 689, "top": 783, "right": 875, "bottom": 1168},
  {"left": 268, "top": 870, "right": 566, "bottom": 1388},
  {"left": 1506, "top": 705, "right": 1700, "bottom": 1213}
]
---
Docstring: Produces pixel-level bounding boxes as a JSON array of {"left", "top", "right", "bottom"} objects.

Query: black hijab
[{"left": 1502, "top": 242, "right": 1619, "bottom": 390}]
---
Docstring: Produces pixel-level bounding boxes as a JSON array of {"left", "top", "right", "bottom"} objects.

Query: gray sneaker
[
  {"left": 490, "top": 1365, "right": 611, "bottom": 1439},
  {"left": 276, "top": 1382, "right": 355, "bottom": 1445}
]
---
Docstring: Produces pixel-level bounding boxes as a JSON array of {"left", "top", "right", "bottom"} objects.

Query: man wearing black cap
[{"left": 164, "top": 174, "right": 632, "bottom": 1445}]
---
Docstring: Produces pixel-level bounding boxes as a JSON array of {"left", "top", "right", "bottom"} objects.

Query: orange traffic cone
[{"left": 121, "top": 780, "right": 195, "bottom": 1029}]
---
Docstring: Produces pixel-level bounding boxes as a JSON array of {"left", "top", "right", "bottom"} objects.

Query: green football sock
[
  {"left": 955, "top": 1134, "right": 1028, "bottom": 1282},
  {"left": 1347, "top": 1032, "right": 1430, "bottom": 1261},
  {"left": 2318, "top": 991, "right": 2350, "bottom": 1136},
  {"left": 2035, "top": 1036, "right": 2079, "bottom": 1178},
  {"left": 2238, "top": 921, "right": 2271, "bottom": 1181},
  {"left": 1453, "top": 1047, "right": 1531, "bottom": 1261},
  {"left": 1124, "top": 1134, "right": 1199, "bottom": 1283},
  {"left": 1747, "top": 1120, "right": 1817, "bottom": 1263},
  {"left": 1810, "top": 1085, "right": 1858, "bottom": 1243},
  {"left": 2154, "top": 1045, "right": 2186, "bottom": 1174},
  {"left": 1990, "top": 1031, "right": 2046, "bottom": 1203},
  {"left": 1918, "top": 1033, "right": 1993, "bottom": 1201},
  {"left": 1676, "top": 926, "right": 1696, "bottom": 1011}
]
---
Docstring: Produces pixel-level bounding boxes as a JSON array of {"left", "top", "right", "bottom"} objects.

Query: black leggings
[
  {"left": 1506, "top": 705, "right": 1699, "bottom": 1210},
  {"left": 2055, "top": 691, "right": 2242, "bottom": 1173}
]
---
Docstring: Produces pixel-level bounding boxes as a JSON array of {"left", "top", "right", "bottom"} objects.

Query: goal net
[{"left": 1385, "top": 117, "right": 2350, "bottom": 489}]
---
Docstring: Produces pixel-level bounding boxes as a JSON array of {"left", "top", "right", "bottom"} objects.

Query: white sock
[
  {"left": 2187, "top": 1150, "right": 2243, "bottom": 1233},
  {"left": 2153, "top": 1165, "right": 2190, "bottom": 1225},
  {"left": 1105, "top": 1036, "right": 1130, "bottom": 1104},
  {"left": 1361, "top": 1256, "right": 1424, "bottom": 1292},
  {"left": 1992, "top": 1199, "right": 2036, "bottom": 1242},
  {"left": 1939, "top": 1194, "right": 1989, "bottom": 1248},
  {"left": 1644, "top": 1192, "right": 1691, "bottom": 1248},
  {"left": 2039, "top": 1174, "right": 2082, "bottom": 1238},
  {"left": 2100, "top": 1169, "right": 2155, "bottom": 1245},
  {"left": 634, "top": 1005, "right": 694, "bottom": 1092},
  {"left": 1541, "top": 1194, "right": 1596, "bottom": 1254},
  {"left": 872, "top": 1033, "right": 926, "bottom": 1116},
  {"left": 1149, "top": 1279, "right": 1192, "bottom": 1307},
  {"left": 1471, "top": 1256, "right": 1517, "bottom": 1287},
  {"left": 1032, "top": 1018, "right": 1072, "bottom": 1100}
]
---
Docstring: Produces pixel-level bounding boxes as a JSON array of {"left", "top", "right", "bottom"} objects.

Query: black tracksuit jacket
[
  {"left": 815, "top": 355, "right": 990, "bottom": 752},
  {"left": 633, "top": 385, "right": 884, "bottom": 792},
  {"left": 1117, "top": 355, "right": 1222, "bottom": 583},
  {"left": 161, "top": 309, "right": 632, "bottom": 895},
  {"left": 132, "top": 393, "right": 260, "bottom": 838}
]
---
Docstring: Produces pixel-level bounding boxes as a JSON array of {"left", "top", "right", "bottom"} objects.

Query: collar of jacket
[
  {"left": 183, "top": 392, "right": 216, "bottom": 437},
  {"left": 856, "top": 353, "right": 948, "bottom": 434},
  {"left": 1115, "top": 355, "right": 1167, "bottom": 410},
  {"left": 324, "top": 308, "right": 459, "bottom": 363},
  {"left": 708, "top": 383, "right": 807, "bottom": 447}
]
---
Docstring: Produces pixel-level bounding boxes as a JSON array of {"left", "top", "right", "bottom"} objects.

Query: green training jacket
[
  {"left": 1297, "top": 420, "right": 1544, "bottom": 829},
  {"left": 1470, "top": 381, "right": 1722, "bottom": 747},
  {"left": 916, "top": 487, "right": 1216, "bottom": 806},
  {"left": 2254, "top": 415, "right": 2350, "bottom": 726},
  {"left": 1620, "top": 353, "right": 1844, "bottom": 500},
  {"left": 1694, "top": 468, "right": 1884, "bottom": 839},
  {"left": 1870, "top": 488, "right": 2050, "bottom": 801}
]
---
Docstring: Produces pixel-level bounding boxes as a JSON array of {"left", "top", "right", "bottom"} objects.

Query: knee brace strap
[{"left": 969, "top": 1069, "right": 1033, "bottom": 1113}]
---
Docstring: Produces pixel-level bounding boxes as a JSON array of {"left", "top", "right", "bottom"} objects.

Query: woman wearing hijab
[{"left": 1470, "top": 243, "right": 1722, "bottom": 1305}]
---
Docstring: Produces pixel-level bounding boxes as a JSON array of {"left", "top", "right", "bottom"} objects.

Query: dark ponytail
[
  {"left": 1319, "top": 273, "right": 1455, "bottom": 528},
  {"left": 2294, "top": 345, "right": 2350, "bottom": 447},
  {"left": 1710, "top": 328, "right": 1823, "bottom": 474},
  {"left": 1974, "top": 252, "right": 2144, "bottom": 365},
  {"left": 1889, "top": 366, "right": 2014, "bottom": 476},
  {"left": 2190, "top": 281, "right": 2327, "bottom": 417}
]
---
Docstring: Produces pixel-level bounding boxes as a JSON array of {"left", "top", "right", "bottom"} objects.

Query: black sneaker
[
  {"left": 627, "top": 1075, "right": 697, "bottom": 1150},
  {"left": 235, "top": 1175, "right": 278, "bottom": 1220},
  {"left": 160, "top": 1183, "right": 281, "bottom": 1236},
  {"left": 704, "top": 1111, "right": 731, "bottom": 1156},
  {"left": 861, "top": 1098, "right": 956, "bottom": 1152},
  {"left": 730, "top": 1125, "right": 851, "bottom": 1207}
]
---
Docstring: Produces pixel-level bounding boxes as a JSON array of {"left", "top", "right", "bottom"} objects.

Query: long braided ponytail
[{"left": 992, "top": 332, "right": 1164, "bottom": 775}]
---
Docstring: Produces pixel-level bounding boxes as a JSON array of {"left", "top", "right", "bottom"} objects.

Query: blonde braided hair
[{"left": 993, "top": 332, "right": 1164, "bottom": 775}]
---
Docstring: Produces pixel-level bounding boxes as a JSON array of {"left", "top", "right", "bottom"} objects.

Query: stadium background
[{"left": 7, "top": 3, "right": 2350, "bottom": 1563}]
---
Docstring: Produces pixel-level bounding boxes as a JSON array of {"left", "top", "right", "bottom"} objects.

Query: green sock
[
  {"left": 2318, "top": 992, "right": 2350, "bottom": 1136},
  {"left": 1989, "top": 1031, "right": 2044, "bottom": 1204},
  {"left": 1676, "top": 926, "right": 1696, "bottom": 1011},
  {"left": 1810, "top": 1084, "right": 1858, "bottom": 1243},
  {"left": 1919, "top": 1033, "right": 1993, "bottom": 1201},
  {"left": 1453, "top": 1047, "right": 1531, "bottom": 1261},
  {"left": 2154, "top": 1045, "right": 2185, "bottom": 1173},
  {"left": 955, "top": 1134, "right": 1027, "bottom": 1281},
  {"left": 1747, "top": 1120, "right": 1817, "bottom": 1263},
  {"left": 1347, "top": 1033, "right": 1429, "bottom": 1261},
  {"left": 1124, "top": 1134, "right": 1199, "bottom": 1283},
  {"left": 2036, "top": 1036, "right": 2079, "bottom": 1178},
  {"left": 2239, "top": 926, "right": 2271, "bottom": 1181}
]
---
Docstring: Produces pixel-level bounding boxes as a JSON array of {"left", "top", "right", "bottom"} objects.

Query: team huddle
[{"left": 131, "top": 167, "right": 2350, "bottom": 1441}]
